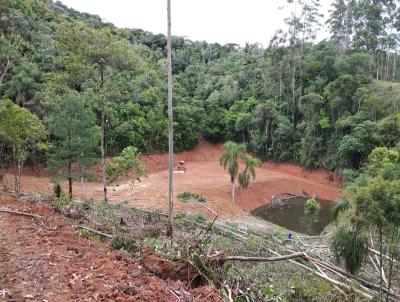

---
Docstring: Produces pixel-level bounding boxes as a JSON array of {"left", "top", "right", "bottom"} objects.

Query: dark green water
[{"left": 251, "top": 198, "right": 334, "bottom": 235}]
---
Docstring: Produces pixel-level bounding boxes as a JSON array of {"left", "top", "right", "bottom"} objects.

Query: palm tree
[
  {"left": 220, "top": 141, "right": 261, "bottom": 203},
  {"left": 238, "top": 153, "right": 261, "bottom": 189}
]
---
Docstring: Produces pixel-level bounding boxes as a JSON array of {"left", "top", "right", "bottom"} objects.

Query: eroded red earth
[{"left": 0, "top": 195, "right": 222, "bottom": 301}]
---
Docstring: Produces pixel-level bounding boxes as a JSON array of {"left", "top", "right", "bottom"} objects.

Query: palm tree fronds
[{"left": 330, "top": 198, "right": 351, "bottom": 222}]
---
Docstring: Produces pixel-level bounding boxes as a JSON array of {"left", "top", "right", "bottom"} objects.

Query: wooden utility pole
[{"left": 166, "top": 0, "right": 174, "bottom": 237}]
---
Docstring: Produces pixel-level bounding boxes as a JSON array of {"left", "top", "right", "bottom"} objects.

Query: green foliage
[
  {"left": 366, "top": 147, "right": 400, "bottom": 180},
  {"left": 144, "top": 237, "right": 182, "bottom": 260},
  {"left": 220, "top": 141, "right": 246, "bottom": 183},
  {"left": 47, "top": 90, "right": 99, "bottom": 183},
  {"left": 81, "top": 200, "right": 93, "bottom": 211},
  {"left": 75, "top": 228, "right": 102, "bottom": 242},
  {"left": 354, "top": 177, "right": 400, "bottom": 229},
  {"left": 330, "top": 226, "right": 367, "bottom": 275},
  {"left": 304, "top": 198, "right": 321, "bottom": 227},
  {"left": 0, "top": 99, "right": 46, "bottom": 152},
  {"left": 194, "top": 213, "right": 206, "bottom": 223},
  {"left": 143, "top": 226, "right": 162, "bottom": 238},
  {"left": 177, "top": 192, "right": 206, "bottom": 203},
  {"left": 220, "top": 141, "right": 260, "bottom": 202},
  {"left": 0, "top": 99, "right": 46, "bottom": 191},
  {"left": 330, "top": 198, "right": 351, "bottom": 222},
  {"left": 110, "top": 235, "right": 140, "bottom": 256},
  {"left": 52, "top": 195, "right": 72, "bottom": 211},
  {"left": 287, "top": 275, "right": 336, "bottom": 302},
  {"left": 1, "top": 0, "right": 400, "bottom": 175},
  {"left": 106, "top": 146, "right": 146, "bottom": 184},
  {"left": 331, "top": 145, "right": 400, "bottom": 285}
]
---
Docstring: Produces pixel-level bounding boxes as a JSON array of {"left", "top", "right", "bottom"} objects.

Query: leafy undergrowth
[
  {"left": 177, "top": 191, "right": 207, "bottom": 203},
  {"left": 50, "top": 197, "right": 352, "bottom": 302}
]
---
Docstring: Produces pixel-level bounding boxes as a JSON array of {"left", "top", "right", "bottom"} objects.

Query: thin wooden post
[{"left": 166, "top": 0, "right": 174, "bottom": 237}]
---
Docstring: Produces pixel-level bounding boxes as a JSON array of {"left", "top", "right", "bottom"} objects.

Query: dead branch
[
  {"left": 199, "top": 212, "right": 219, "bottom": 242},
  {"left": 314, "top": 270, "right": 373, "bottom": 300},
  {"left": 39, "top": 221, "right": 57, "bottom": 231},
  {"left": 169, "top": 290, "right": 181, "bottom": 301},
  {"left": 206, "top": 222, "right": 392, "bottom": 300},
  {"left": 0, "top": 208, "right": 41, "bottom": 219},
  {"left": 224, "top": 285, "right": 234, "bottom": 302},
  {"left": 198, "top": 202, "right": 218, "bottom": 216},
  {"left": 310, "top": 257, "right": 400, "bottom": 299},
  {"left": 74, "top": 225, "right": 113, "bottom": 239},
  {"left": 368, "top": 247, "right": 399, "bottom": 264}
]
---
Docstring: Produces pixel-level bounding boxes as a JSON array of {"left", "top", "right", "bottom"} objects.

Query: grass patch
[
  {"left": 177, "top": 191, "right": 206, "bottom": 203},
  {"left": 75, "top": 227, "right": 102, "bottom": 242}
]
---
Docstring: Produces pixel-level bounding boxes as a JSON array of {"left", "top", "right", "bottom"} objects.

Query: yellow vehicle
[{"left": 177, "top": 160, "right": 186, "bottom": 172}]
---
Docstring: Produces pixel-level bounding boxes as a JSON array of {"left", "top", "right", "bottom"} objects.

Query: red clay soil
[
  {"left": 0, "top": 195, "right": 222, "bottom": 302},
  {"left": 4, "top": 138, "right": 341, "bottom": 218}
]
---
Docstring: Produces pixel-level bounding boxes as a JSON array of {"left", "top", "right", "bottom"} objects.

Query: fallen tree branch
[
  {"left": 199, "top": 212, "right": 219, "bottom": 242},
  {"left": 368, "top": 247, "right": 400, "bottom": 264},
  {"left": 310, "top": 257, "right": 400, "bottom": 300},
  {"left": 224, "top": 252, "right": 306, "bottom": 262},
  {"left": 0, "top": 208, "right": 41, "bottom": 219},
  {"left": 74, "top": 225, "right": 113, "bottom": 239},
  {"left": 205, "top": 221, "right": 390, "bottom": 300},
  {"left": 208, "top": 251, "right": 306, "bottom": 265},
  {"left": 224, "top": 285, "right": 234, "bottom": 302}
]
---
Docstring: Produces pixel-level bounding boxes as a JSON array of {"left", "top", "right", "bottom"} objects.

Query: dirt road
[{"left": 0, "top": 196, "right": 221, "bottom": 301}]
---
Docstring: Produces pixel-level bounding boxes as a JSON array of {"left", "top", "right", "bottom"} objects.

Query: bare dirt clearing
[
  {"left": 0, "top": 195, "right": 222, "bottom": 302},
  {"left": 4, "top": 139, "right": 341, "bottom": 217}
]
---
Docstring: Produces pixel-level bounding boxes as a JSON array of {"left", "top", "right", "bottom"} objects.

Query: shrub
[
  {"left": 144, "top": 226, "right": 162, "bottom": 238},
  {"left": 110, "top": 235, "right": 139, "bottom": 256},
  {"left": 330, "top": 226, "right": 367, "bottom": 274},
  {"left": 81, "top": 200, "right": 93, "bottom": 211},
  {"left": 304, "top": 198, "right": 321, "bottom": 228},
  {"left": 177, "top": 191, "right": 207, "bottom": 203},
  {"left": 194, "top": 213, "right": 207, "bottom": 223},
  {"left": 75, "top": 228, "right": 102, "bottom": 242},
  {"left": 52, "top": 195, "right": 71, "bottom": 211}
]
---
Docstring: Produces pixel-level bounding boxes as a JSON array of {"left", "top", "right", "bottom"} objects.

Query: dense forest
[{"left": 0, "top": 0, "right": 399, "bottom": 182}]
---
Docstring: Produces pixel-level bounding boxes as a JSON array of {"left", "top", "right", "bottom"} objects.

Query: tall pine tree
[{"left": 47, "top": 91, "right": 99, "bottom": 198}]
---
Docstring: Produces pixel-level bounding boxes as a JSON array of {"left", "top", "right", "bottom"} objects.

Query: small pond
[{"left": 251, "top": 197, "right": 334, "bottom": 235}]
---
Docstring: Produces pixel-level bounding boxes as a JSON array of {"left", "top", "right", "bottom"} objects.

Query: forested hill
[{"left": 0, "top": 0, "right": 399, "bottom": 173}]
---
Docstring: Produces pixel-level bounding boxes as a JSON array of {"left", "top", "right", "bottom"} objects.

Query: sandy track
[{"left": 4, "top": 139, "right": 341, "bottom": 217}]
